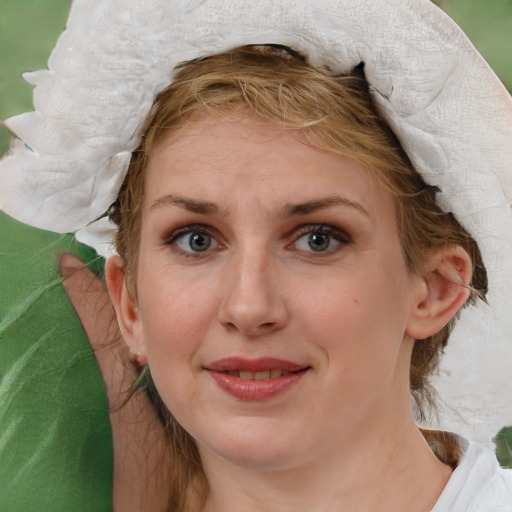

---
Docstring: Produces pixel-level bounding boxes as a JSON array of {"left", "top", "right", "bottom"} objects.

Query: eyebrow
[
  {"left": 150, "top": 194, "right": 369, "bottom": 218},
  {"left": 283, "top": 196, "right": 369, "bottom": 217},
  {"left": 151, "top": 195, "right": 221, "bottom": 215}
]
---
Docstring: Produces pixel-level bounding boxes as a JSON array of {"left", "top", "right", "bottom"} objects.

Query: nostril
[{"left": 217, "top": 281, "right": 289, "bottom": 336}]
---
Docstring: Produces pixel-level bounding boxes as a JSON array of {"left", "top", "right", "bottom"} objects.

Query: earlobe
[
  {"left": 406, "top": 245, "right": 472, "bottom": 340},
  {"left": 105, "top": 256, "right": 148, "bottom": 365}
]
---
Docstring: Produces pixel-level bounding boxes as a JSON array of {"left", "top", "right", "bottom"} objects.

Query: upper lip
[{"left": 204, "top": 357, "right": 309, "bottom": 373}]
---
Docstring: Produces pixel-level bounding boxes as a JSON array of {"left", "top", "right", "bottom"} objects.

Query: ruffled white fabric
[{"left": 1, "top": 0, "right": 511, "bottom": 444}]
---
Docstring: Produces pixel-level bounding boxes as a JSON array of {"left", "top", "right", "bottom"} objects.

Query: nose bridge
[{"left": 218, "top": 239, "right": 287, "bottom": 336}]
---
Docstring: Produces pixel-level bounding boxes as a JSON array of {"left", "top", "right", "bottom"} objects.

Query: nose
[{"left": 217, "top": 249, "right": 289, "bottom": 337}]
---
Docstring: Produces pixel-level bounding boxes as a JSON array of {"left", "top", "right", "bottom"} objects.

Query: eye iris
[
  {"left": 308, "top": 233, "right": 330, "bottom": 251},
  {"left": 189, "top": 233, "right": 211, "bottom": 252}
]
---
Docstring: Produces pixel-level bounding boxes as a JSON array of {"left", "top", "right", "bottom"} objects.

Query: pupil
[
  {"left": 190, "top": 233, "right": 210, "bottom": 252},
  {"left": 308, "top": 233, "right": 329, "bottom": 251}
]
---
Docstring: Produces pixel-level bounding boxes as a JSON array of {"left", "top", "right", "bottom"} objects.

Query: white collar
[{"left": 430, "top": 432, "right": 512, "bottom": 511}]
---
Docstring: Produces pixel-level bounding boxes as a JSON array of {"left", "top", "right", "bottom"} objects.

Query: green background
[
  {"left": 1, "top": 0, "right": 511, "bottom": 468},
  {"left": 0, "top": 210, "right": 113, "bottom": 511}
]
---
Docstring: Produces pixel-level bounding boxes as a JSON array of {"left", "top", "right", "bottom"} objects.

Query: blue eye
[
  {"left": 294, "top": 226, "right": 351, "bottom": 253},
  {"left": 165, "top": 225, "right": 221, "bottom": 255},
  {"left": 306, "top": 232, "right": 331, "bottom": 251},
  {"left": 177, "top": 232, "right": 212, "bottom": 252}
]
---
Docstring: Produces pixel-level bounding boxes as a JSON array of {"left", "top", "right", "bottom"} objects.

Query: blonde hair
[{"left": 111, "top": 45, "right": 487, "bottom": 511}]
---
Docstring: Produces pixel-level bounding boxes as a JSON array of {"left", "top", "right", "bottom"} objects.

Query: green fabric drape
[{"left": 0, "top": 210, "right": 112, "bottom": 511}]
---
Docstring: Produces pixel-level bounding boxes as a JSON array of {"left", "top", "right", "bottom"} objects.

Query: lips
[
  {"left": 204, "top": 357, "right": 310, "bottom": 400},
  {"left": 205, "top": 357, "right": 308, "bottom": 373}
]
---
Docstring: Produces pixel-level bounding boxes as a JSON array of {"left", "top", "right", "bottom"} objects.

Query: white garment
[{"left": 431, "top": 436, "right": 512, "bottom": 511}]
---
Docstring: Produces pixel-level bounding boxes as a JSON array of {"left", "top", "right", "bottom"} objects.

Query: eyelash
[
  {"left": 290, "top": 224, "right": 352, "bottom": 255},
  {"left": 163, "top": 224, "right": 221, "bottom": 258},
  {"left": 162, "top": 223, "right": 352, "bottom": 258}
]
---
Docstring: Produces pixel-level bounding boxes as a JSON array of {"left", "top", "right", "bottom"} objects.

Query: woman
[
  {"left": 1, "top": 1, "right": 511, "bottom": 511},
  {"left": 105, "top": 45, "right": 494, "bottom": 511}
]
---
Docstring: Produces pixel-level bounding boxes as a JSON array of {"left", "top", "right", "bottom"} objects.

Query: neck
[{"left": 199, "top": 407, "right": 451, "bottom": 512}]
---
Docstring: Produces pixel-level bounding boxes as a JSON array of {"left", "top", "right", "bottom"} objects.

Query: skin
[
  {"left": 60, "top": 254, "right": 172, "bottom": 512},
  {"left": 105, "top": 116, "right": 472, "bottom": 511}
]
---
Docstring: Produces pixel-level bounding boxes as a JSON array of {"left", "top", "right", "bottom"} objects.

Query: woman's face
[{"left": 126, "top": 116, "right": 425, "bottom": 471}]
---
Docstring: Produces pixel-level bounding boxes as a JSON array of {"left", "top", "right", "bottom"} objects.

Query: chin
[{"left": 193, "top": 416, "right": 304, "bottom": 471}]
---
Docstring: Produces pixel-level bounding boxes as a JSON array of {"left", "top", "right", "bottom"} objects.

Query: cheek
[
  {"left": 295, "top": 267, "right": 392, "bottom": 333},
  {"left": 295, "top": 266, "right": 409, "bottom": 374},
  {"left": 136, "top": 275, "right": 221, "bottom": 418},
  {"left": 137, "top": 270, "right": 218, "bottom": 367}
]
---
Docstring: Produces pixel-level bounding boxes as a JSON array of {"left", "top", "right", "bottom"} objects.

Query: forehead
[{"left": 142, "top": 115, "right": 396, "bottom": 222}]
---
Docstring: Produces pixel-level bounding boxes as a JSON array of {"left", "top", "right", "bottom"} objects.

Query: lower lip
[{"left": 206, "top": 369, "right": 308, "bottom": 400}]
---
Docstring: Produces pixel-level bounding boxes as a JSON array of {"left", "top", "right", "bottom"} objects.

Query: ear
[
  {"left": 105, "top": 256, "right": 148, "bottom": 365},
  {"left": 406, "top": 245, "right": 472, "bottom": 340}
]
